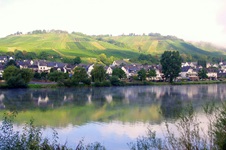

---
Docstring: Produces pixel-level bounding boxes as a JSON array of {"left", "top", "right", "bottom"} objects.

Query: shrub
[
  {"left": 128, "top": 103, "right": 226, "bottom": 150},
  {"left": 110, "top": 76, "right": 124, "bottom": 86}
]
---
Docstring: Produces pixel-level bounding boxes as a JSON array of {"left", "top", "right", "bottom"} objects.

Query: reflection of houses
[
  {"left": 0, "top": 94, "right": 5, "bottom": 108},
  {"left": 37, "top": 96, "right": 49, "bottom": 106},
  {"left": 105, "top": 94, "right": 113, "bottom": 103}
]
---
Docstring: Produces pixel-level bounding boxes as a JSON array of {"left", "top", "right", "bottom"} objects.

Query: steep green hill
[{"left": 0, "top": 32, "right": 225, "bottom": 62}]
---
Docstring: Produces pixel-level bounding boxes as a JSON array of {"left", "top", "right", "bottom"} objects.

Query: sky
[{"left": 0, "top": 0, "right": 226, "bottom": 47}]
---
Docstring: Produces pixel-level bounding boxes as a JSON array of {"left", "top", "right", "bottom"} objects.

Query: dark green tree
[
  {"left": 137, "top": 68, "right": 147, "bottom": 81},
  {"left": 147, "top": 69, "right": 156, "bottom": 78},
  {"left": 112, "top": 67, "right": 126, "bottom": 79},
  {"left": 73, "top": 56, "right": 81, "bottom": 65},
  {"left": 73, "top": 67, "right": 89, "bottom": 83},
  {"left": 3, "top": 66, "right": 33, "bottom": 87},
  {"left": 198, "top": 68, "right": 208, "bottom": 79},
  {"left": 4, "top": 60, "right": 19, "bottom": 69},
  {"left": 25, "top": 52, "right": 37, "bottom": 60},
  {"left": 110, "top": 75, "right": 123, "bottom": 86},
  {"left": 19, "top": 69, "right": 34, "bottom": 83},
  {"left": 15, "top": 50, "right": 25, "bottom": 60},
  {"left": 48, "top": 71, "right": 65, "bottom": 82},
  {"left": 39, "top": 51, "right": 48, "bottom": 60},
  {"left": 197, "top": 60, "right": 207, "bottom": 68},
  {"left": 160, "top": 51, "right": 182, "bottom": 83},
  {"left": 91, "top": 65, "right": 106, "bottom": 82}
]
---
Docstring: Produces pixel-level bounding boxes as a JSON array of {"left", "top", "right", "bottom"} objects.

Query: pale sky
[{"left": 0, "top": 0, "right": 226, "bottom": 47}]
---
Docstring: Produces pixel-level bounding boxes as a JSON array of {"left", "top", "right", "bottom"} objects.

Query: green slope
[
  {"left": 103, "top": 35, "right": 226, "bottom": 57},
  {"left": 0, "top": 32, "right": 225, "bottom": 61},
  {"left": 0, "top": 32, "right": 138, "bottom": 59}
]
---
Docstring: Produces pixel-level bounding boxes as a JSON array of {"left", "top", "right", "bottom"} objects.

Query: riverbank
[{"left": 1, "top": 80, "right": 226, "bottom": 89}]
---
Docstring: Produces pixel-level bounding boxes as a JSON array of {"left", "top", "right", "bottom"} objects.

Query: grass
[{"left": 0, "top": 32, "right": 225, "bottom": 61}]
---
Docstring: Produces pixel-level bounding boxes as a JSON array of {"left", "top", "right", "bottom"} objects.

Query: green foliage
[
  {"left": 147, "top": 69, "right": 156, "bottom": 78},
  {"left": 137, "top": 68, "right": 147, "bottom": 81},
  {"left": 39, "top": 51, "right": 49, "bottom": 60},
  {"left": 198, "top": 68, "right": 208, "bottom": 79},
  {"left": 15, "top": 50, "right": 25, "bottom": 60},
  {"left": 112, "top": 67, "right": 126, "bottom": 79},
  {"left": 213, "top": 103, "right": 226, "bottom": 150},
  {"left": 94, "top": 81, "right": 111, "bottom": 87},
  {"left": 73, "top": 56, "right": 81, "bottom": 65},
  {"left": 0, "top": 111, "right": 106, "bottom": 150},
  {"left": 160, "top": 51, "right": 182, "bottom": 83},
  {"left": 4, "top": 60, "right": 19, "bottom": 69},
  {"left": 129, "top": 103, "right": 226, "bottom": 150},
  {"left": 110, "top": 76, "right": 124, "bottom": 86},
  {"left": 98, "top": 53, "right": 114, "bottom": 66},
  {"left": 198, "top": 60, "right": 207, "bottom": 68},
  {"left": 72, "top": 67, "right": 89, "bottom": 84},
  {"left": 48, "top": 71, "right": 66, "bottom": 82},
  {"left": 91, "top": 65, "right": 106, "bottom": 82},
  {"left": 3, "top": 66, "right": 33, "bottom": 88},
  {"left": 135, "top": 54, "right": 159, "bottom": 64}
]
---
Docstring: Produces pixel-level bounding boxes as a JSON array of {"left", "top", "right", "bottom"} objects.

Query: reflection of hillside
[{"left": 0, "top": 84, "right": 225, "bottom": 126}]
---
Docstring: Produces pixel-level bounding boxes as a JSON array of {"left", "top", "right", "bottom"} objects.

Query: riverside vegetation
[{"left": 0, "top": 102, "right": 225, "bottom": 150}]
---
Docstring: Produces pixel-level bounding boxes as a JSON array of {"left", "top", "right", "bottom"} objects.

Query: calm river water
[{"left": 0, "top": 84, "right": 225, "bottom": 149}]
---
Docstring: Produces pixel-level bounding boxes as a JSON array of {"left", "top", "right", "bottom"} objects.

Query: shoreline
[{"left": 0, "top": 80, "right": 226, "bottom": 89}]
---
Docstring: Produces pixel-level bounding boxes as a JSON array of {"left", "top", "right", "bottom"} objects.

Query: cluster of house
[{"left": 0, "top": 55, "right": 226, "bottom": 81}]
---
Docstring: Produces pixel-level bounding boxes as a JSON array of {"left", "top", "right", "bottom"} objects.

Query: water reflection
[
  {"left": 0, "top": 85, "right": 224, "bottom": 123},
  {"left": 1, "top": 84, "right": 225, "bottom": 150}
]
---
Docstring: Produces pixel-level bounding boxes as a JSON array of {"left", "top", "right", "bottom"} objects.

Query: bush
[
  {"left": 128, "top": 103, "right": 226, "bottom": 150},
  {"left": 94, "top": 81, "right": 111, "bottom": 87},
  {"left": 82, "top": 78, "right": 91, "bottom": 85},
  {"left": 61, "top": 79, "right": 79, "bottom": 87},
  {"left": 110, "top": 76, "right": 124, "bottom": 86}
]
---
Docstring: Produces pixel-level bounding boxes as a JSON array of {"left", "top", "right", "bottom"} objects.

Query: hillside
[
  {"left": 0, "top": 31, "right": 225, "bottom": 62},
  {"left": 102, "top": 35, "right": 226, "bottom": 59}
]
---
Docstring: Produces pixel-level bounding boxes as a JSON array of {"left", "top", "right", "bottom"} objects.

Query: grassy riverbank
[{"left": 1, "top": 80, "right": 226, "bottom": 89}]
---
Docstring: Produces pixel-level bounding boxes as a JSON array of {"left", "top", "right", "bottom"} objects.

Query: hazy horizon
[{"left": 1, "top": 0, "right": 226, "bottom": 47}]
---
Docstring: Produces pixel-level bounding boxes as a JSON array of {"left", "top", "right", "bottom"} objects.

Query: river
[{"left": 0, "top": 84, "right": 225, "bottom": 149}]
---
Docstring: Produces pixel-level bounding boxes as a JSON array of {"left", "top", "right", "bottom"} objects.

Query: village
[{"left": 0, "top": 55, "right": 225, "bottom": 82}]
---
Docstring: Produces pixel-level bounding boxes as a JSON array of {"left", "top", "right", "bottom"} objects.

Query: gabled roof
[{"left": 38, "top": 60, "right": 47, "bottom": 66}]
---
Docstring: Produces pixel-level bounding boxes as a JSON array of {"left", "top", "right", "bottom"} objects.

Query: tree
[
  {"left": 73, "top": 56, "right": 81, "bottom": 65},
  {"left": 198, "top": 60, "right": 207, "bottom": 68},
  {"left": 198, "top": 68, "right": 208, "bottom": 79},
  {"left": 72, "top": 67, "right": 89, "bottom": 83},
  {"left": 3, "top": 66, "right": 33, "bottom": 87},
  {"left": 4, "top": 60, "right": 19, "bottom": 69},
  {"left": 15, "top": 50, "right": 25, "bottom": 60},
  {"left": 39, "top": 52, "right": 48, "bottom": 60},
  {"left": 91, "top": 65, "right": 106, "bottom": 82},
  {"left": 160, "top": 51, "right": 182, "bottom": 83},
  {"left": 137, "top": 68, "right": 147, "bottom": 81},
  {"left": 48, "top": 71, "right": 65, "bottom": 82},
  {"left": 112, "top": 67, "right": 126, "bottom": 79},
  {"left": 147, "top": 69, "right": 156, "bottom": 79}
]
